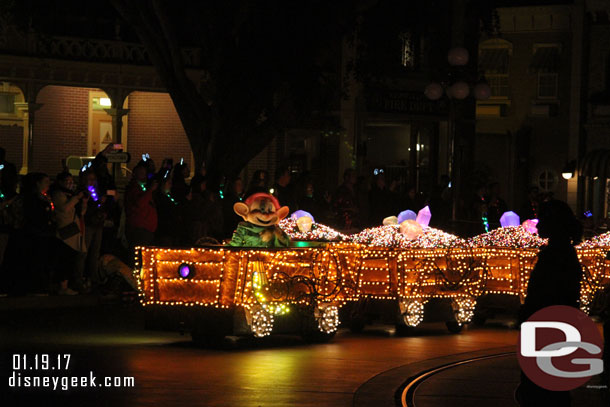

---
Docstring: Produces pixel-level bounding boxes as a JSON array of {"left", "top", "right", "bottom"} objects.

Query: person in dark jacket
[
  {"left": 222, "top": 177, "right": 244, "bottom": 239},
  {"left": 369, "top": 173, "right": 398, "bottom": 225},
  {"left": 81, "top": 170, "right": 109, "bottom": 287},
  {"left": 22, "top": 173, "right": 56, "bottom": 294},
  {"left": 0, "top": 147, "right": 18, "bottom": 270},
  {"left": 125, "top": 164, "right": 157, "bottom": 258},
  {"left": 153, "top": 175, "right": 179, "bottom": 246},
  {"left": 171, "top": 162, "right": 190, "bottom": 205},
  {"left": 517, "top": 199, "right": 583, "bottom": 407}
]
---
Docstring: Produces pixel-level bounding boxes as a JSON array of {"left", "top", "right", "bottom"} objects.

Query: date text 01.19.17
[{"left": 12, "top": 354, "right": 71, "bottom": 371}]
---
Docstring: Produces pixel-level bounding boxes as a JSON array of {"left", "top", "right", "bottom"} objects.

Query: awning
[
  {"left": 529, "top": 47, "right": 559, "bottom": 73},
  {"left": 478, "top": 48, "right": 509, "bottom": 73},
  {"left": 578, "top": 149, "right": 610, "bottom": 178}
]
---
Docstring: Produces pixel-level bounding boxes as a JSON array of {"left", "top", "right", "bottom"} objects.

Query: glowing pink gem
[
  {"left": 522, "top": 219, "right": 539, "bottom": 234},
  {"left": 416, "top": 206, "right": 432, "bottom": 228}
]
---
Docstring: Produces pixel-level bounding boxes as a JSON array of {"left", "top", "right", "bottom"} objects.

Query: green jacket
[{"left": 229, "top": 221, "right": 289, "bottom": 247}]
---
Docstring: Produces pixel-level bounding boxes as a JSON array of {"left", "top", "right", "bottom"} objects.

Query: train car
[
  {"left": 135, "top": 245, "right": 350, "bottom": 344},
  {"left": 333, "top": 242, "right": 484, "bottom": 334}
]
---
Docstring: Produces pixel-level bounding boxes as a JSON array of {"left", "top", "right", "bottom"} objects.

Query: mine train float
[{"left": 134, "top": 240, "right": 610, "bottom": 344}]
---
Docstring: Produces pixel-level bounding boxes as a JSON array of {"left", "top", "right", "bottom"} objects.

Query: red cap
[{"left": 244, "top": 193, "right": 281, "bottom": 210}]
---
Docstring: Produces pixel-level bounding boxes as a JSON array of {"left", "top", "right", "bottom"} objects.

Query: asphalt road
[{"left": 0, "top": 301, "right": 520, "bottom": 407}]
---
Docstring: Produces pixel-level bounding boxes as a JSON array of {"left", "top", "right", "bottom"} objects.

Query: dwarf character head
[{"left": 234, "top": 193, "right": 289, "bottom": 227}]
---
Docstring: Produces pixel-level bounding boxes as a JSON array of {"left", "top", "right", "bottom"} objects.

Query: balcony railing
[{"left": 0, "top": 24, "right": 201, "bottom": 67}]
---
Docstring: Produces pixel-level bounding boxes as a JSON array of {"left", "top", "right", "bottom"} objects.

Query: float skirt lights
[{"left": 135, "top": 230, "right": 610, "bottom": 336}]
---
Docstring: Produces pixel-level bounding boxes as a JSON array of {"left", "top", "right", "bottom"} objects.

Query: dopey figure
[{"left": 229, "top": 193, "right": 290, "bottom": 247}]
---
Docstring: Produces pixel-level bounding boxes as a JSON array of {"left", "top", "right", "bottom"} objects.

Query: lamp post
[{"left": 424, "top": 47, "right": 491, "bottom": 225}]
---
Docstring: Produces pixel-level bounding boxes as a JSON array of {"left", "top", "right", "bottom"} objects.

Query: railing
[{"left": 0, "top": 24, "right": 201, "bottom": 67}]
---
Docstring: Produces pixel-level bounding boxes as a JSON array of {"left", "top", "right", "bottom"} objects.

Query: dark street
[{"left": 1, "top": 299, "right": 520, "bottom": 407}]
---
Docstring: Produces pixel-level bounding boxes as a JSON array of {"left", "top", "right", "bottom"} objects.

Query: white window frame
[{"left": 537, "top": 72, "right": 558, "bottom": 99}]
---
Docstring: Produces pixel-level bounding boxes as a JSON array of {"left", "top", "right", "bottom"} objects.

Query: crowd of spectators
[{"left": 0, "top": 144, "right": 457, "bottom": 296}]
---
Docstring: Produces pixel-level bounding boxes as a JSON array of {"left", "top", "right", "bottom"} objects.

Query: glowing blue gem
[
  {"left": 290, "top": 210, "right": 315, "bottom": 223},
  {"left": 397, "top": 210, "right": 417, "bottom": 224}
]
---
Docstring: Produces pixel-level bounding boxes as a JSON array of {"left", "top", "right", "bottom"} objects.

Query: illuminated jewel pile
[
  {"left": 279, "top": 218, "right": 348, "bottom": 241},
  {"left": 466, "top": 226, "right": 548, "bottom": 249},
  {"left": 350, "top": 225, "right": 465, "bottom": 248},
  {"left": 576, "top": 232, "right": 610, "bottom": 249}
]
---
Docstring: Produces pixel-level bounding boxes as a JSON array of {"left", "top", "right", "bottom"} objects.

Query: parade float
[
  {"left": 337, "top": 207, "right": 480, "bottom": 334},
  {"left": 134, "top": 192, "right": 610, "bottom": 343},
  {"left": 576, "top": 232, "right": 610, "bottom": 313},
  {"left": 136, "top": 194, "right": 352, "bottom": 344}
]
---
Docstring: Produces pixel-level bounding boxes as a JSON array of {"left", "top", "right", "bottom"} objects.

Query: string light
[
  {"left": 316, "top": 304, "right": 340, "bottom": 334},
  {"left": 400, "top": 299, "right": 425, "bottom": 327},
  {"left": 133, "top": 226, "right": 610, "bottom": 337},
  {"left": 249, "top": 305, "right": 274, "bottom": 337}
]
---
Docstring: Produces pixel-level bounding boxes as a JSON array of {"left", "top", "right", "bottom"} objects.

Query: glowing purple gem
[
  {"left": 178, "top": 263, "right": 192, "bottom": 278},
  {"left": 416, "top": 206, "right": 432, "bottom": 228},
  {"left": 500, "top": 211, "right": 520, "bottom": 228},
  {"left": 397, "top": 210, "right": 417, "bottom": 224},
  {"left": 290, "top": 210, "right": 315, "bottom": 223}
]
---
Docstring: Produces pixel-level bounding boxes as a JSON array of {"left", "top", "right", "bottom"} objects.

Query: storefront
[{"left": 359, "top": 89, "right": 450, "bottom": 195}]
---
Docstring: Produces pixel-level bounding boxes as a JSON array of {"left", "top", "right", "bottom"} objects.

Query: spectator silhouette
[
  {"left": 245, "top": 170, "right": 270, "bottom": 196},
  {"left": 333, "top": 169, "right": 359, "bottom": 231},
  {"left": 369, "top": 173, "right": 398, "bottom": 225},
  {"left": 125, "top": 164, "right": 158, "bottom": 260},
  {"left": 22, "top": 173, "right": 55, "bottom": 294},
  {"left": 0, "top": 147, "right": 18, "bottom": 199},
  {"left": 0, "top": 147, "right": 18, "bottom": 274},
  {"left": 272, "top": 166, "right": 296, "bottom": 211},
  {"left": 297, "top": 180, "right": 331, "bottom": 224},
  {"left": 486, "top": 182, "right": 508, "bottom": 228},
  {"left": 222, "top": 177, "right": 244, "bottom": 238},
  {"left": 517, "top": 199, "right": 582, "bottom": 407},
  {"left": 519, "top": 186, "right": 540, "bottom": 221},
  {"left": 153, "top": 174, "right": 179, "bottom": 246},
  {"left": 51, "top": 172, "right": 88, "bottom": 295},
  {"left": 171, "top": 162, "right": 190, "bottom": 204}
]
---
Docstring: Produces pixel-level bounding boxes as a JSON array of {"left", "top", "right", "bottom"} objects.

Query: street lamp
[
  {"left": 561, "top": 160, "right": 576, "bottom": 180},
  {"left": 424, "top": 47, "right": 491, "bottom": 225}
]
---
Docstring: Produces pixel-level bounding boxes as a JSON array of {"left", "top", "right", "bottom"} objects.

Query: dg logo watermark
[{"left": 518, "top": 305, "right": 604, "bottom": 391}]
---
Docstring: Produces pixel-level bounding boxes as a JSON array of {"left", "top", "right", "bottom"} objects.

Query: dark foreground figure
[{"left": 517, "top": 199, "right": 583, "bottom": 406}]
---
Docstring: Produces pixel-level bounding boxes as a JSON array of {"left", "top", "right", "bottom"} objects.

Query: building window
[
  {"left": 537, "top": 170, "right": 557, "bottom": 191},
  {"left": 478, "top": 46, "right": 510, "bottom": 99},
  {"left": 0, "top": 93, "right": 15, "bottom": 114},
  {"left": 538, "top": 72, "right": 558, "bottom": 98},
  {"left": 487, "top": 74, "right": 509, "bottom": 98},
  {"left": 530, "top": 44, "right": 560, "bottom": 99}
]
